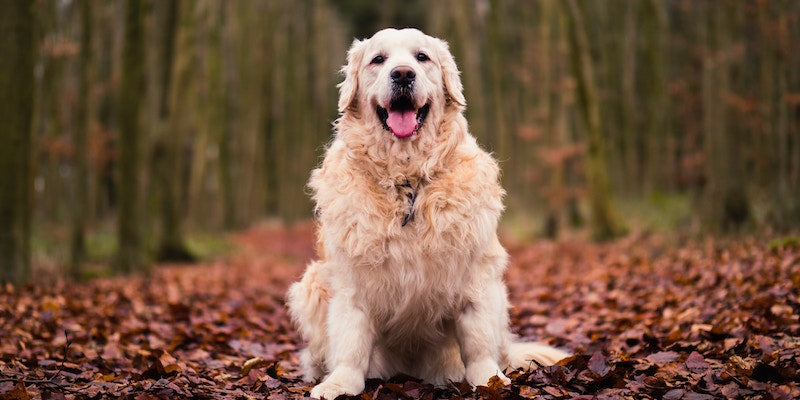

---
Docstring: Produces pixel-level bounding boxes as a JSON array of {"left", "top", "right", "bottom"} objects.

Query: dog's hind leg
[
  {"left": 456, "top": 279, "right": 514, "bottom": 387},
  {"left": 286, "top": 261, "right": 330, "bottom": 381}
]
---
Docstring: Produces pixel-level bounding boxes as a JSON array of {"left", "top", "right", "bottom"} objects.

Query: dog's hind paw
[{"left": 465, "top": 359, "right": 511, "bottom": 388}]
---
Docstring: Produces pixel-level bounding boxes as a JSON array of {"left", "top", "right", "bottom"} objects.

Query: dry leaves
[
  {"left": 0, "top": 224, "right": 314, "bottom": 399},
  {"left": 1, "top": 226, "right": 799, "bottom": 399},
  {"left": 504, "top": 234, "right": 800, "bottom": 399}
]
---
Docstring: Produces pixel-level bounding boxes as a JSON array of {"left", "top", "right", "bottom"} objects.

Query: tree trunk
[
  {"left": 452, "top": 0, "right": 488, "bottom": 145},
  {"left": 37, "top": 1, "right": 67, "bottom": 224},
  {"left": 206, "top": 0, "right": 232, "bottom": 229},
  {"left": 116, "top": 0, "right": 147, "bottom": 273},
  {"left": 70, "top": 0, "right": 92, "bottom": 278},
  {"left": 486, "top": 0, "right": 508, "bottom": 158},
  {"left": 218, "top": 1, "right": 237, "bottom": 229},
  {"left": 154, "top": 0, "right": 194, "bottom": 261},
  {"left": 93, "top": 4, "right": 117, "bottom": 219},
  {"left": 283, "top": 2, "right": 311, "bottom": 222},
  {"left": 701, "top": 2, "right": 750, "bottom": 232},
  {"left": 0, "top": 0, "right": 35, "bottom": 284},
  {"left": 620, "top": 2, "right": 639, "bottom": 193},
  {"left": 642, "top": 0, "right": 669, "bottom": 193},
  {"left": 262, "top": 3, "right": 282, "bottom": 218},
  {"left": 541, "top": 0, "right": 562, "bottom": 238},
  {"left": 564, "top": 0, "right": 627, "bottom": 240}
]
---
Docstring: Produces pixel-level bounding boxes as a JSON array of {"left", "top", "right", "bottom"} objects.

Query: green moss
[
  {"left": 186, "top": 233, "right": 234, "bottom": 261},
  {"left": 768, "top": 236, "right": 800, "bottom": 252}
]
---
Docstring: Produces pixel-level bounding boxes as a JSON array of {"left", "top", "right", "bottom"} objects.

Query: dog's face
[{"left": 338, "top": 28, "right": 465, "bottom": 140}]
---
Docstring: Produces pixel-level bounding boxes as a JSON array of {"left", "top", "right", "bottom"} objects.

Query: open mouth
[{"left": 377, "top": 97, "right": 430, "bottom": 139}]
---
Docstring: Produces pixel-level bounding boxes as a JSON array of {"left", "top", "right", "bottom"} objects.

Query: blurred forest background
[{"left": 1, "top": 0, "right": 799, "bottom": 283}]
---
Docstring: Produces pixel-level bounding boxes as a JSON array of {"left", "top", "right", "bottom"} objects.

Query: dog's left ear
[
  {"left": 434, "top": 38, "right": 466, "bottom": 107},
  {"left": 338, "top": 39, "right": 366, "bottom": 113}
]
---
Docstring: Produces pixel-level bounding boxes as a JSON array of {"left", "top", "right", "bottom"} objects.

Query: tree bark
[
  {"left": 486, "top": 0, "right": 508, "bottom": 158},
  {"left": 564, "top": 0, "right": 627, "bottom": 240},
  {"left": 620, "top": 2, "right": 639, "bottom": 193},
  {"left": 116, "top": 0, "right": 147, "bottom": 273},
  {"left": 217, "top": 2, "right": 237, "bottom": 229},
  {"left": 154, "top": 0, "right": 194, "bottom": 261},
  {"left": 541, "top": 0, "right": 562, "bottom": 238},
  {"left": 0, "top": 0, "right": 35, "bottom": 284},
  {"left": 642, "top": 0, "right": 670, "bottom": 193},
  {"left": 262, "top": 2, "right": 283, "bottom": 218},
  {"left": 70, "top": 0, "right": 93, "bottom": 278},
  {"left": 701, "top": 2, "right": 750, "bottom": 232},
  {"left": 452, "top": 0, "right": 488, "bottom": 145}
]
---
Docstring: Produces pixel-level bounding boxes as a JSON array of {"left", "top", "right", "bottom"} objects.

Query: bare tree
[
  {"left": 152, "top": 0, "right": 194, "bottom": 261},
  {"left": 564, "top": 0, "right": 627, "bottom": 240},
  {"left": 70, "top": 0, "right": 93, "bottom": 278},
  {"left": 116, "top": 0, "right": 147, "bottom": 273},
  {"left": 0, "top": 0, "right": 35, "bottom": 284}
]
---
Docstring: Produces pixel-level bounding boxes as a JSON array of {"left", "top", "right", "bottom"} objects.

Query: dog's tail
[{"left": 505, "top": 342, "right": 570, "bottom": 370}]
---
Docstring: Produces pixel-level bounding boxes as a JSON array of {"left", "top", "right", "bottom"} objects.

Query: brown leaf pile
[
  {"left": 1, "top": 226, "right": 798, "bottom": 399},
  {"left": 504, "top": 234, "right": 800, "bottom": 399}
]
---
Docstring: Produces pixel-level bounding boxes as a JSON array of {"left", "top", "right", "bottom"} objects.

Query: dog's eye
[
  {"left": 370, "top": 55, "right": 385, "bottom": 65},
  {"left": 416, "top": 52, "right": 429, "bottom": 62}
]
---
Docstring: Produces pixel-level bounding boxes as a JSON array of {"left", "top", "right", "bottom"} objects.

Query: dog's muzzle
[{"left": 377, "top": 66, "right": 430, "bottom": 139}]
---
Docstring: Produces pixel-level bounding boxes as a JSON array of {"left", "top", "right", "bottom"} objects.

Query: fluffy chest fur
[{"left": 309, "top": 132, "right": 506, "bottom": 342}]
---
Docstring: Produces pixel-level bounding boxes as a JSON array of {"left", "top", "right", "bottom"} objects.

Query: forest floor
[{"left": 1, "top": 223, "right": 799, "bottom": 399}]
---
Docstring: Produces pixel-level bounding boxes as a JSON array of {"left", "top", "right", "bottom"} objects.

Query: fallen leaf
[
  {"left": 0, "top": 380, "right": 31, "bottom": 400},
  {"left": 487, "top": 375, "right": 506, "bottom": 391},
  {"left": 686, "top": 351, "right": 709, "bottom": 373},
  {"left": 646, "top": 351, "right": 679, "bottom": 366},
  {"left": 588, "top": 351, "right": 611, "bottom": 377},
  {"left": 241, "top": 357, "right": 267, "bottom": 376}
]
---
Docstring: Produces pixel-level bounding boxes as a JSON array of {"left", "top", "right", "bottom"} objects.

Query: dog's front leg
[
  {"left": 456, "top": 281, "right": 512, "bottom": 387},
  {"left": 309, "top": 292, "right": 373, "bottom": 399}
]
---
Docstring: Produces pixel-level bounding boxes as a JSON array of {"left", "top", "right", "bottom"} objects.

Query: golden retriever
[{"left": 287, "top": 28, "right": 568, "bottom": 399}]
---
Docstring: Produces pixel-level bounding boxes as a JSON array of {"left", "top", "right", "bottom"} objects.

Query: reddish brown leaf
[
  {"left": 587, "top": 351, "right": 611, "bottom": 377},
  {"left": 686, "top": 351, "right": 709, "bottom": 373},
  {"left": 0, "top": 380, "right": 31, "bottom": 400},
  {"left": 646, "top": 351, "right": 679, "bottom": 366}
]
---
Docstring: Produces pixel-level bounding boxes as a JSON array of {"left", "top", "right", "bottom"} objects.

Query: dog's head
[{"left": 337, "top": 28, "right": 465, "bottom": 140}]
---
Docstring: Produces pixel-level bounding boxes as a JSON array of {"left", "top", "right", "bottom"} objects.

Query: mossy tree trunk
[
  {"left": 0, "top": 0, "right": 35, "bottom": 284},
  {"left": 116, "top": 0, "right": 147, "bottom": 273},
  {"left": 564, "top": 0, "right": 627, "bottom": 240}
]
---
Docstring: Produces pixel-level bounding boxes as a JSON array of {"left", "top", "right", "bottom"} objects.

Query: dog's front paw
[
  {"left": 465, "top": 359, "right": 511, "bottom": 387},
  {"left": 310, "top": 366, "right": 365, "bottom": 399}
]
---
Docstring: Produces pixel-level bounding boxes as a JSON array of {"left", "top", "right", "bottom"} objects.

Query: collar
[{"left": 396, "top": 179, "right": 421, "bottom": 227}]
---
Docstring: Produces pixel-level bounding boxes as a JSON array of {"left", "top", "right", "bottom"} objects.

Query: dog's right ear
[{"left": 338, "top": 39, "right": 366, "bottom": 113}]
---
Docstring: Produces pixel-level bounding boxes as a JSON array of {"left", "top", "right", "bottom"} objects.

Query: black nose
[{"left": 391, "top": 66, "right": 415, "bottom": 86}]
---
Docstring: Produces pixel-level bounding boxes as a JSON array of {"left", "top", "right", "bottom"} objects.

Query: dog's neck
[{"left": 334, "top": 108, "right": 466, "bottom": 189}]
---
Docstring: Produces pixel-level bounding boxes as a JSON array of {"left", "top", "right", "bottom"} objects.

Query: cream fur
[{"left": 286, "top": 28, "right": 569, "bottom": 400}]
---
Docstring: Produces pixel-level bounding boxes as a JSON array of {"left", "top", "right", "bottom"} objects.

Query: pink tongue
[{"left": 387, "top": 110, "right": 417, "bottom": 138}]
